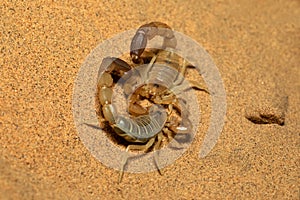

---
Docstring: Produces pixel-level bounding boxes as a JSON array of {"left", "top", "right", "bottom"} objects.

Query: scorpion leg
[
  {"left": 171, "top": 59, "right": 210, "bottom": 95},
  {"left": 118, "top": 137, "right": 156, "bottom": 183},
  {"left": 153, "top": 132, "right": 164, "bottom": 175},
  {"left": 160, "top": 97, "right": 192, "bottom": 147},
  {"left": 130, "top": 22, "right": 177, "bottom": 63},
  {"left": 170, "top": 80, "right": 209, "bottom": 95},
  {"left": 162, "top": 128, "right": 183, "bottom": 150},
  {"left": 163, "top": 126, "right": 190, "bottom": 150},
  {"left": 153, "top": 49, "right": 209, "bottom": 95}
]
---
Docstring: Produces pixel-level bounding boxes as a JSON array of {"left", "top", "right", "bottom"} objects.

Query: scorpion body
[{"left": 88, "top": 22, "right": 207, "bottom": 182}]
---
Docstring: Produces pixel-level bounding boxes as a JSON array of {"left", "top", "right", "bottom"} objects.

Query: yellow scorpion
[{"left": 87, "top": 22, "right": 207, "bottom": 182}]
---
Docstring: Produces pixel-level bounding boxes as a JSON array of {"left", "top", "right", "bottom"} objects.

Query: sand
[{"left": 1, "top": 0, "right": 299, "bottom": 199}]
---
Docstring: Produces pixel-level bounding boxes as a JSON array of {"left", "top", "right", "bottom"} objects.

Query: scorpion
[{"left": 87, "top": 22, "right": 207, "bottom": 182}]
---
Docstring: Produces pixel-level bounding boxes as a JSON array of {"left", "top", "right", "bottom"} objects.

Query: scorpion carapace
[{"left": 89, "top": 22, "right": 208, "bottom": 182}]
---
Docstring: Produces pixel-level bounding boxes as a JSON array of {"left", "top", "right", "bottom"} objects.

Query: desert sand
[{"left": 0, "top": 0, "right": 299, "bottom": 199}]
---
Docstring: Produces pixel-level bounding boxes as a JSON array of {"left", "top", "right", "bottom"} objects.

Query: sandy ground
[{"left": 1, "top": 0, "right": 299, "bottom": 199}]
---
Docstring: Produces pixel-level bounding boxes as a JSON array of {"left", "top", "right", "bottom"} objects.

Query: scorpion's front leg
[{"left": 130, "top": 22, "right": 177, "bottom": 63}]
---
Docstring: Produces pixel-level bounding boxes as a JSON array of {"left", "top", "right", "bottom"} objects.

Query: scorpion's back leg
[
  {"left": 118, "top": 137, "right": 156, "bottom": 183},
  {"left": 153, "top": 131, "right": 164, "bottom": 175},
  {"left": 162, "top": 126, "right": 191, "bottom": 150}
]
